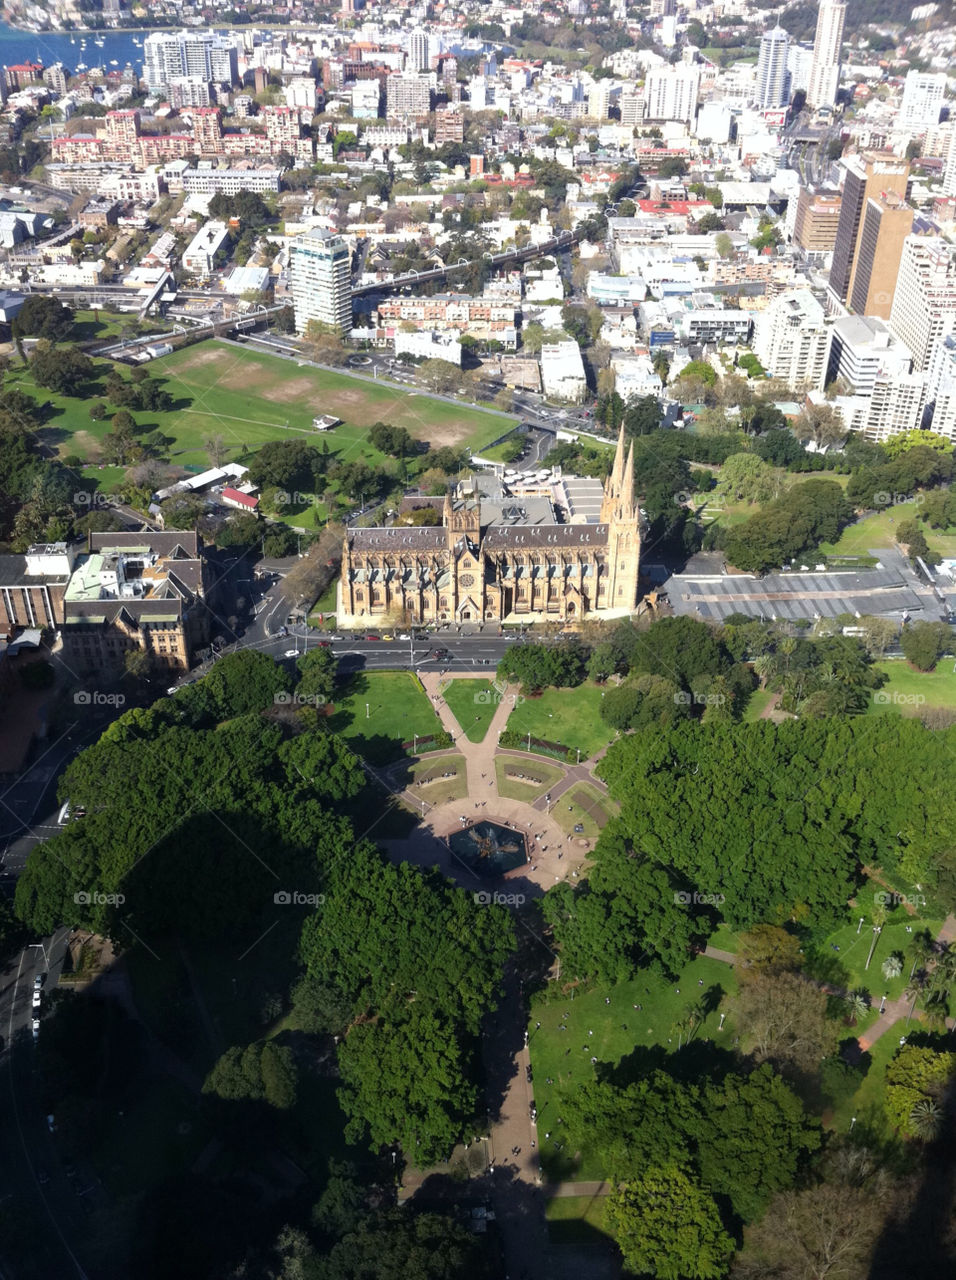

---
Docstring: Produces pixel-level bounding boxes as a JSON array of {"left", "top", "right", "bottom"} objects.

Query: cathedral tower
[{"left": 601, "top": 426, "right": 641, "bottom": 612}]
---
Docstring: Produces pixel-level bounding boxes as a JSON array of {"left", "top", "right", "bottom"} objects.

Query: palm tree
[
  {"left": 910, "top": 1098, "right": 943, "bottom": 1142},
  {"left": 909, "top": 928, "right": 934, "bottom": 980},
  {"left": 881, "top": 953, "right": 903, "bottom": 981},
  {"left": 845, "top": 989, "right": 869, "bottom": 1023},
  {"left": 752, "top": 654, "right": 777, "bottom": 682}
]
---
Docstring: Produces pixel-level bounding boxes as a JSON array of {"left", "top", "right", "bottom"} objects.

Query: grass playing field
[
  {"left": 820, "top": 501, "right": 956, "bottom": 559},
  {"left": 529, "top": 955, "right": 739, "bottom": 1182},
  {"left": 868, "top": 660, "right": 956, "bottom": 715},
  {"left": 441, "top": 678, "right": 499, "bottom": 742},
  {"left": 10, "top": 339, "right": 511, "bottom": 479},
  {"left": 328, "top": 671, "right": 445, "bottom": 763},
  {"left": 505, "top": 684, "right": 616, "bottom": 761}
]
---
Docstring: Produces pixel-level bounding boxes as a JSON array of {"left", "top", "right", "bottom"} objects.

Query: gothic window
[{"left": 460, "top": 573, "right": 475, "bottom": 587}]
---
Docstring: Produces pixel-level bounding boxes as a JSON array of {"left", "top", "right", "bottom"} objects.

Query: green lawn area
[
  {"left": 545, "top": 1195, "right": 612, "bottom": 1245},
  {"left": 819, "top": 502, "right": 956, "bottom": 559},
  {"left": 328, "top": 671, "right": 445, "bottom": 763},
  {"left": 529, "top": 955, "right": 739, "bottom": 1182},
  {"left": 307, "top": 581, "right": 338, "bottom": 627},
  {"left": 743, "top": 687, "right": 775, "bottom": 721},
  {"left": 442, "top": 677, "right": 499, "bottom": 742},
  {"left": 9, "top": 339, "right": 511, "bottom": 479},
  {"left": 91, "top": 1075, "right": 209, "bottom": 1198},
  {"left": 807, "top": 905, "right": 944, "bottom": 1007},
  {"left": 506, "top": 684, "right": 616, "bottom": 761},
  {"left": 868, "top": 660, "right": 956, "bottom": 715},
  {"left": 496, "top": 753, "right": 564, "bottom": 802},
  {"left": 480, "top": 434, "right": 520, "bottom": 463},
  {"left": 550, "top": 782, "right": 615, "bottom": 839},
  {"left": 407, "top": 753, "right": 467, "bottom": 806}
]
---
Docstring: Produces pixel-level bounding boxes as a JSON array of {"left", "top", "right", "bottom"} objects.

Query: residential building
[
  {"left": 340, "top": 429, "right": 641, "bottom": 626},
  {"left": 825, "top": 315, "right": 912, "bottom": 394},
  {"left": 855, "top": 373, "right": 928, "bottom": 443},
  {"left": 291, "top": 228, "right": 353, "bottom": 336},
  {"left": 0, "top": 543, "right": 73, "bottom": 633},
  {"left": 3, "top": 62, "right": 42, "bottom": 92},
  {"left": 168, "top": 77, "right": 212, "bottom": 109},
  {"left": 182, "top": 166, "right": 282, "bottom": 195},
  {"left": 407, "top": 30, "right": 430, "bottom": 74},
  {"left": 926, "top": 334, "right": 956, "bottom": 441},
  {"left": 793, "top": 188, "right": 842, "bottom": 253},
  {"left": 374, "top": 294, "right": 517, "bottom": 343},
  {"left": 828, "top": 155, "right": 909, "bottom": 308},
  {"left": 191, "top": 107, "right": 224, "bottom": 155},
  {"left": 806, "top": 0, "right": 847, "bottom": 110},
  {"left": 394, "top": 330, "right": 462, "bottom": 365},
  {"left": 143, "top": 31, "right": 238, "bottom": 93},
  {"left": 753, "top": 290, "right": 830, "bottom": 392},
  {"left": 755, "top": 26, "right": 790, "bottom": 109},
  {"left": 620, "top": 90, "right": 643, "bottom": 129},
  {"left": 182, "top": 220, "right": 230, "bottom": 280},
  {"left": 847, "top": 191, "right": 913, "bottom": 320},
  {"left": 889, "top": 236, "right": 956, "bottom": 371},
  {"left": 899, "top": 71, "right": 947, "bottom": 131},
  {"left": 434, "top": 109, "right": 464, "bottom": 145},
  {"left": 42, "top": 63, "right": 68, "bottom": 95},
  {"left": 643, "top": 65, "right": 701, "bottom": 125},
  {"left": 944, "top": 137, "right": 956, "bottom": 199},
  {"left": 386, "top": 73, "right": 432, "bottom": 119},
  {"left": 60, "top": 532, "right": 209, "bottom": 677},
  {"left": 540, "top": 341, "right": 587, "bottom": 403}
]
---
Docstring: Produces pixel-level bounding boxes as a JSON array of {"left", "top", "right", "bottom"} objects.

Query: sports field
[{"left": 11, "top": 339, "right": 512, "bottom": 474}]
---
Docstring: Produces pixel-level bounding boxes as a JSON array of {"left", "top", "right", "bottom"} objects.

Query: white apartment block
[
  {"left": 839, "top": 373, "right": 928, "bottom": 444},
  {"left": 898, "top": 71, "right": 947, "bottom": 131},
  {"left": 926, "top": 334, "right": 956, "bottom": 442},
  {"left": 643, "top": 65, "right": 701, "bottom": 125},
  {"left": 825, "top": 316, "right": 912, "bottom": 395},
  {"left": 889, "top": 236, "right": 956, "bottom": 372},
  {"left": 806, "top": 0, "right": 846, "bottom": 110},
  {"left": 182, "top": 167, "right": 282, "bottom": 195},
  {"left": 291, "top": 228, "right": 353, "bottom": 336},
  {"left": 753, "top": 290, "right": 830, "bottom": 392},
  {"left": 540, "top": 341, "right": 587, "bottom": 403},
  {"left": 182, "top": 220, "right": 230, "bottom": 280}
]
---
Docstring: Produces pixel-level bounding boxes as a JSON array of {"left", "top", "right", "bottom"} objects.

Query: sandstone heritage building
[{"left": 340, "top": 428, "right": 641, "bottom": 625}]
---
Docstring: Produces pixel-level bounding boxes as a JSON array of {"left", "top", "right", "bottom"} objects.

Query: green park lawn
[
  {"left": 506, "top": 683, "right": 616, "bottom": 761},
  {"left": 550, "top": 782, "right": 615, "bottom": 839},
  {"left": 807, "top": 904, "right": 944, "bottom": 1007},
  {"left": 407, "top": 754, "right": 467, "bottom": 807},
  {"left": 328, "top": 670, "right": 445, "bottom": 763},
  {"left": 495, "top": 753, "right": 564, "bottom": 802},
  {"left": 442, "top": 677, "right": 499, "bottom": 742},
  {"left": 529, "top": 955, "right": 739, "bottom": 1183},
  {"left": 9, "top": 339, "right": 510, "bottom": 480},
  {"left": 820, "top": 501, "right": 956, "bottom": 559},
  {"left": 545, "top": 1195, "right": 612, "bottom": 1245},
  {"left": 743, "top": 687, "right": 775, "bottom": 721},
  {"left": 868, "top": 660, "right": 956, "bottom": 715}
]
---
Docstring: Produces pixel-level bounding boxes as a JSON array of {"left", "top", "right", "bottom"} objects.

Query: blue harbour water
[{"left": 0, "top": 21, "right": 145, "bottom": 76}]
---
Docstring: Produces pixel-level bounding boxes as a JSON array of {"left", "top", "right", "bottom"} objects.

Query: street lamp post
[{"left": 365, "top": 703, "right": 370, "bottom": 719}]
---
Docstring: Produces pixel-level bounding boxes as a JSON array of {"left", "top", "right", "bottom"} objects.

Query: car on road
[
  {"left": 32, "top": 990, "right": 41, "bottom": 1010},
  {"left": 33, "top": 974, "right": 42, "bottom": 990},
  {"left": 381, "top": 634, "right": 394, "bottom": 641},
  {"left": 32, "top": 1018, "right": 40, "bottom": 1042},
  {"left": 429, "top": 648, "right": 450, "bottom": 660},
  {"left": 365, "top": 634, "right": 381, "bottom": 641},
  {"left": 283, "top": 649, "right": 299, "bottom": 659}
]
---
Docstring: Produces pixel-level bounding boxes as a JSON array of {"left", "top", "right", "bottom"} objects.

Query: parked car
[
  {"left": 33, "top": 975, "right": 42, "bottom": 991},
  {"left": 283, "top": 650, "right": 299, "bottom": 659},
  {"left": 365, "top": 634, "right": 381, "bottom": 641},
  {"left": 32, "top": 991, "right": 41, "bottom": 1010},
  {"left": 32, "top": 1018, "right": 40, "bottom": 1043}
]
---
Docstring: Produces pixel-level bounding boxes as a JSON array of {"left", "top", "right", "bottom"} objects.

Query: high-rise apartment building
[
  {"left": 620, "top": 90, "right": 643, "bottom": 128},
  {"left": 828, "top": 155, "right": 910, "bottom": 308},
  {"left": 889, "top": 236, "right": 956, "bottom": 371},
  {"left": 793, "top": 188, "right": 842, "bottom": 253},
  {"left": 899, "top": 71, "right": 947, "bottom": 131},
  {"left": 806, "top": 0, "right": 847, "bottom": 110},
  {"left": 926, "top": 334, "right": 956, "bottom": 441},
  {"left": 848, "top": 191, "right": 914, "bottom": 320},
  {"left": 944, "top": 139, "right": 956, "bottom": 199},
  {"left": 144, "top": 31, "right": 238, "bottom": 93},
  {"left": 408, "top": 30, "right": 430, "bottom": 73},
  {"left": 755, "top": 26, "right": 790, "bottom": 109},
  {"left": 386, "top": 73, "right": 432, "bottom": 119},
  {"left": 643, "top": 65, "right": 700, "bottom": 125},
  {"left": 825, "top": 315, "right": 912, "bottom": 394},
  {"left": 191, "top": 107, "right": 224, "bottom": 155},
  {"left": 291, "top": 229, "right": 353, "bottom": 337},
  {"left": 753, "top": 290, "right": 830, "bottom": 392}
]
